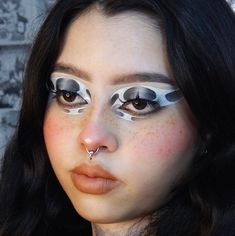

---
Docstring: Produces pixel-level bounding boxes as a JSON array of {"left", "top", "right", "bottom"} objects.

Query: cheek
[
  {"left": 44, "top": 115, "right": 66, "bottom": 147},
  {"left": 144, "top": 125, "right": 193, "bottom": 160},
  {"left": 126, "top": 114, "right": 197, "bottom": 166},
  {"left": 43, "top": 111, "right": 78, "bottom": 164},
  {"left": 120, "top": 114, "right": 197, "bottom": 204}
]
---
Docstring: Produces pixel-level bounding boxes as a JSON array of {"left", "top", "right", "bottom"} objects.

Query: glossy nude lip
[{"left": 71, "top": 163, "right": 119, "bottom": 194}]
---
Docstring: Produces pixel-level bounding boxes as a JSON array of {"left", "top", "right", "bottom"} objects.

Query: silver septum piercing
[{"left": 85, "top": 147, "right": 100, "bottom": 160}]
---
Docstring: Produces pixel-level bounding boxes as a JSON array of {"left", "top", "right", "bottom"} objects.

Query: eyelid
[
  {"left": 110, "top": 85, "right": 182, "bottom": 107},
  {"left": 48, "top": 76, "right": 92, "bottom": 103},
  {"left": 109, "top": 85, "right": 182, "bottom": 122}
]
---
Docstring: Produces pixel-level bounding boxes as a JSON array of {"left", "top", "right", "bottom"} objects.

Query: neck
[{"left": 92, "top": 217, "right": 154, "bottom": 236}]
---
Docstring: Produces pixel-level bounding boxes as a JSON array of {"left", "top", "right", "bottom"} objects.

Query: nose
[{"left": 78, "top": 120, "right": 118, "bottom": 155}]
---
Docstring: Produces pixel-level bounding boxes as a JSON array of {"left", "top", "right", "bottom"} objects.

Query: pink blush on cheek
[
  {"left": 129, "top": 122, "right": 196, "bottom": 164},
  {"left": 43, "top": 113, "right": 76, "bottom": 147}
]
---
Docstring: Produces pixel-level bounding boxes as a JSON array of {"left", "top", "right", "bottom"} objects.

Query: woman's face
[{"left": 43, "top": 9, "right": 197, "bottom": 224}]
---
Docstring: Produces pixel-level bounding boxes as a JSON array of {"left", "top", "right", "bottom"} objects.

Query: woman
[{"left": 0, "top": 0, "right": 235, "bottom": 235}]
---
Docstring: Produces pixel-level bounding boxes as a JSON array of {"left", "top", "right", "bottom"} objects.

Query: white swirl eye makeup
[
  {"left": 47, "top": 77, "right": 182, "bottom": 121},
  {"left": 110, "top": 86, "right": 182, "bottom": 121},
  {"left": 47, "top": 77, "right": 91, "bottom": 115}
]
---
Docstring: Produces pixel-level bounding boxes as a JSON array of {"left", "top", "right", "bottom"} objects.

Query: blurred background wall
[
  {"left": 0, "top": 0, "right": 55, "bottom": 159},
  {"left": 0, "top": 0, "right": 235, "bottom": 159}
]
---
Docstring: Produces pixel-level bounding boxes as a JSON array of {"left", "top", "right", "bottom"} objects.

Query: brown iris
[
  {"left": 62, "top": 91, "right": 77, "bottom": 102},
  {"left": 132, "top": 99, "right": 148, "bottom": 110}
]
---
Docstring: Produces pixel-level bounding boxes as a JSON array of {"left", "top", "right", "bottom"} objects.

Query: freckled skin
[{"left": 43, "top": 9, "right": 197, "bottom": 235}]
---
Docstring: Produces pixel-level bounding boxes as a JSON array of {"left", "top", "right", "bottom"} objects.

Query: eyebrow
[
  {"left": 54, "top": 63, "right": 91, "bottom": 81},
  {"left": 114, "top": 73, "right": 174, "bottom": 85},
  {"left": 53, "top": 62, "right": 175, "bottom": 85}
]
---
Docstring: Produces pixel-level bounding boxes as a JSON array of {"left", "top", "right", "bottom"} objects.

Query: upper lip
[{"left": 71, "top": 163, "right": 117, "bottom": 180}]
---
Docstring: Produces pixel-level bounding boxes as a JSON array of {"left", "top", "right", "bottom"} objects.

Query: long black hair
[{"left": 0, "top": 0, "right": 235, "bottom": 235}]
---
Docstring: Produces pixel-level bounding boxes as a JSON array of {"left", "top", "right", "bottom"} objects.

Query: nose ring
[{"left": 85, "top": 147, "right": 100, "bottom": 160}]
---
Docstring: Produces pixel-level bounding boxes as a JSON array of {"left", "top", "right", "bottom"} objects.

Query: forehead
[
  {"left": 69, "top": 7, "right": 160, "bottom": 38},
  {"left": 63, "top": 8, "right": 162, "bottom": 51},
  {"left": 56, "top": 8, "right": 170, "bottom": 85}
]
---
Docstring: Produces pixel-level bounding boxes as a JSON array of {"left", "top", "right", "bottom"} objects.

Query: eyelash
[
  {"left": 52, "top": 90, "right": 159, "bottom": 117},
  {"left": 53, "top": 90, "right": 88, "bottom": 108},
  {"left": 119, "top": 98, "right": 161, "bottom": 116}
]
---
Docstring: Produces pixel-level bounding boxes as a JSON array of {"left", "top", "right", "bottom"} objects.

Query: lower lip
[{"left": 71, "top": 173, "right": 118, "bottom": 194}]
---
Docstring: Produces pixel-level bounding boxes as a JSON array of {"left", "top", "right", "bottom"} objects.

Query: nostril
[{"left": 98, "top": 145, "right": 108, "bottom": 153}]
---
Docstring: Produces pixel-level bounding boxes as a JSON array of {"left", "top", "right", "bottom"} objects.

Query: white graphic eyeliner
[
  {"left": 48, "top": 77, "right": 91, "bottom": 115},
  {"left": 110, "top": 85, "right": 182, "bottom": 121}
]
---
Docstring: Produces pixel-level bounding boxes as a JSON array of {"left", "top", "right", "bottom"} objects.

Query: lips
[{"left": 71, "top": 163, "right": 119, "bottom": 194}]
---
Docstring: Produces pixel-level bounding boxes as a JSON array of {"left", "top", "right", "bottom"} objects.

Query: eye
[
  {"left": 110, "top": 85, "right": 182, "bottom": 121},
  {"left": 120, "top": 97, "right": 160, "bottom": 116},
  {"left": 130, "top": 99, "right": 149, "bottom": 110},
  {"left": 56, "top": 90, "right": 88, "bottom": 107},
  {"left": 47, "top": 77, "right": 92, "bottom": 115}
]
